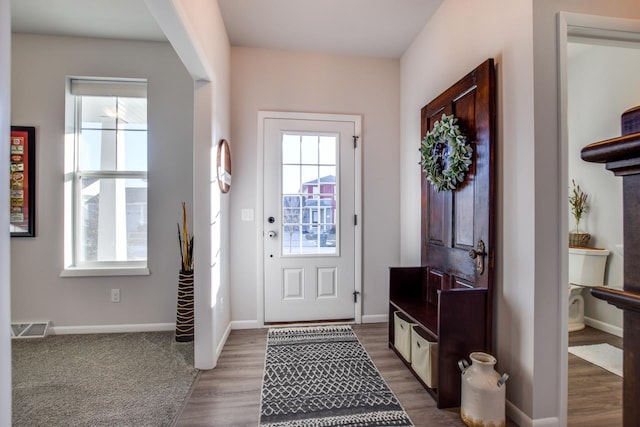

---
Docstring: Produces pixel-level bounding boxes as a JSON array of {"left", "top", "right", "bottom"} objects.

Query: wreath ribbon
[{"left": 419, "top": 113, "right": 473, "bottom": 192}]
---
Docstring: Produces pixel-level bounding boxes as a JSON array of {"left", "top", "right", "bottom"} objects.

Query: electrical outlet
[{"left": 111, "top": 288, "right": 120, "bottom": 303}]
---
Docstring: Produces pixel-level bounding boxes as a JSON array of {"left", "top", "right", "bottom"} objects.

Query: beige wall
[
  {"left": 401, "top": 0, "right": 536, "bottom": 422},
  {"left": 10, "top": 34, "right": 193, "bottom": 329},
  {"left": 229, "top": 47, "right": 400, "bottom": 324}
]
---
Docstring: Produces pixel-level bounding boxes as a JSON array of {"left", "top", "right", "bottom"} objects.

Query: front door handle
[{"left": 468, "top": 240, "right": 487, "bottom": 275}]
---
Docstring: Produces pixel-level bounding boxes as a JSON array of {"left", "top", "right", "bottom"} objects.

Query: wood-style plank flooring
[
  {"left": 568, "top": 326, "right": 622, "bottom": 426},
  {"left": 177, "top": 324, "right": 621, "bottom": 426},
  {"left": 176, "top": 328, "right": 266, "bottom": 426},
  {"left": 178, "top": 323, "right": 502, "bottom": 426}
]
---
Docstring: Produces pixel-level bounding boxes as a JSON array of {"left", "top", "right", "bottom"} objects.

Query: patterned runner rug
[{"left": 259, "top": 325, "right": 413, "bottom": 426}]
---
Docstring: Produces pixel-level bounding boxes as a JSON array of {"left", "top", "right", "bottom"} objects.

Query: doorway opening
[{"left": 559, "top": 12, "right": 640, "bottom": 425}]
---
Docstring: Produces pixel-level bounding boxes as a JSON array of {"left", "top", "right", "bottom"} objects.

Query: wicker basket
[{"left": 569, "top": 232, "right": 591, "bottom": 248}]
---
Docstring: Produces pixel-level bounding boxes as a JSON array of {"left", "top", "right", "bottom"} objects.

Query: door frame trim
[{"left": 256, "top": 111, "right": 362, "bottom": 327}]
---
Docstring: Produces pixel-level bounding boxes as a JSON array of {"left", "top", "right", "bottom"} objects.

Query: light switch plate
[{"left": 241, "top": 208, "right": 254, "bottom": 221}]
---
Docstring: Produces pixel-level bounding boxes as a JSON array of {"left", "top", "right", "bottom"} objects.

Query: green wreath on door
[{"left": 419, "top": 113, "right": 473, "bottom": 192}]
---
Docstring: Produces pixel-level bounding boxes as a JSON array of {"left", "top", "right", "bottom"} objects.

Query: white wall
[
  {"left": 167, "top": 0, "right": 231, "bottom": 369},
  {"left": 230, "top": 48, "right": 400, "bottom": 325},
  {"left": 1, "top": 0, "right": 12, "bottom": 422},
  {"left": 567, "top": 43, "right": 640, "bottom": 331},
  {"left": 10, "top": 34, "right": 193, "bottom": 330},
  {"left": 401, "top": 0, "right": 538, "bottom": 422}
]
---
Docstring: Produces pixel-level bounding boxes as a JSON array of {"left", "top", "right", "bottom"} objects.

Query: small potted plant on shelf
[
  {"left": 176, "top": 202, "right": 194, "bottom": 342},
  {"left": 569, "top": 179, "right": 590, "bottom": 247}
]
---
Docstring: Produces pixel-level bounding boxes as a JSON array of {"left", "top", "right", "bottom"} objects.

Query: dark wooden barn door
[{"left": 421, "top": 59, "right": 496, "bottom": 349}]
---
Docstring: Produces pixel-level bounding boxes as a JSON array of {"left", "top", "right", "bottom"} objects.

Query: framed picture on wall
[{"left": 10, "top": 126, "right": 35, "bottom": 237}]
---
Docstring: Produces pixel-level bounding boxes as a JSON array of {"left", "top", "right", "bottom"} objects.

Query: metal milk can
[{"left": 458, "top": 352, "right": 509, "bottom": 427}]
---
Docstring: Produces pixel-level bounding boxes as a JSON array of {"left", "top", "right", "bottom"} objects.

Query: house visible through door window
[
  {"left": 63, "top": 78, "right": 149, "bottom": 275},
  {"left": 282, "top": 133, "right": 337, "bottom": 255}
]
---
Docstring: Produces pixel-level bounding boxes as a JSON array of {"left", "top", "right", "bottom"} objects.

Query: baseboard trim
[
  {"left": 216, "top": 322, "right": 232, "bottom": 363},
  {"left": 532, "top": 417, "right": 561, "bottom": 427},
  {"left": 506, "top": 400, "right": 561, "bottom": 427},
  {"left": 362, "top": 314, "right": 388, "bottom": 324},
  {"left": 230, "top": 320, "right": 262, "bottom": 330},
  {"left": 506, "top": 400, "right": 531, "bottom": 427},
  {"left": 584, "top": 316, "right": 623, "bottom": 337},
  {"left": 50, "top": 323, "right": 174, "bottom": 335}
]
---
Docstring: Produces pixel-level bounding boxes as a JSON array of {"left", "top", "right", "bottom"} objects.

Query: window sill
[{"left": 60, "top": 266, "right": 150, "bottom": 277}]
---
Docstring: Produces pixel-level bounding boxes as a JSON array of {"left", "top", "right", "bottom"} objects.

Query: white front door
[{"left": 262, "top": 113, "right": 360, "bottom": 323}]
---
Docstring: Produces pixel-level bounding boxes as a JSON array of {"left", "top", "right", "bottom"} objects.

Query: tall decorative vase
[
  {"left": 459, "top": 352, "right": 509, "bottom": 427},
  {"left": 175, "top": 270, "right": 194, "bottom": 342}
]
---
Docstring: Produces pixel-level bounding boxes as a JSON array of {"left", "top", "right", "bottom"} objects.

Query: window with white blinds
[{"left": 63, "top": 78, "right": 149, "bottom": 275}]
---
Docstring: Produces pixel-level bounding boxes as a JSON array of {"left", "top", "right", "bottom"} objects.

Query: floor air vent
[{"left": 11, "top": 322, "right": 49, "bottom": 338}]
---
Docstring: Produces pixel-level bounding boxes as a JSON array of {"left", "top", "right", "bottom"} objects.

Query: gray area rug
[
  {"left": 12, "top": 331, "right": 198, "bottom": 426},
  {"left": 259, "top": 325, "right": 413, "bottom": 426}
]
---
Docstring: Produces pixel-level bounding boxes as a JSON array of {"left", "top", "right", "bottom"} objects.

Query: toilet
[{"left": 568, "top": 247, "right": 610, "bottom": 332}]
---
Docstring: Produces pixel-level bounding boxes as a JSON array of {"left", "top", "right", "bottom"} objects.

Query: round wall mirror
[{"left": 216, "top": 139, "right": 232, "bottom": 193}]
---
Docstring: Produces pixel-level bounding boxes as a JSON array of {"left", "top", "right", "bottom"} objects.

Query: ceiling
[
  {"left": 10, "top": 0, "right": 443, "bottom": 58},
  {"left": 10, "top": 0, "right": 167, "bottom": 43}
]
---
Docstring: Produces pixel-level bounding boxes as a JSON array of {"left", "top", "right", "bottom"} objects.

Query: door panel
[
  {"left": 317, "top": 267, "right": 338, "bottom": 298},
  {"left": 455, "top": 181, "right": 475, "bottom": 247},
  {"left": 282, "top": 269, "right": 304, "bottom": 299},
  {"left": 428, "top": 187, "right": 447, "bottom": 245},
  {"left": 263, "top": 117, "right": 357, "bottom": 323}
]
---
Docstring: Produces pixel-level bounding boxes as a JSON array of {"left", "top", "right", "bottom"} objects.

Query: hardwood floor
[
  {"left": 178, "top": 324, "right": 502, "bottom": 426},
  {"left": 177, "top": 324, "right": 621, "bottom": 426},
  {"left": 176, "top": 328, "right": 266, "bottom": 426},
  {"left": 568, "top": 326, "right": 622, "bottom": 426}
]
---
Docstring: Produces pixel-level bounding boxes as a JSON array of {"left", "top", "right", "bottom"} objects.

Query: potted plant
[
  {"left": 176, "top": 202, "right": 194, "bottom": 342},
  {"left": 569, "top": 179, "right": 590, "bottom": 247}
]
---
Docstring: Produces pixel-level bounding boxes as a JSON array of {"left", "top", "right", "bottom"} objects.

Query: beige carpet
[{"left": 12, "top": 331, "right": 198, "bottom": 426}]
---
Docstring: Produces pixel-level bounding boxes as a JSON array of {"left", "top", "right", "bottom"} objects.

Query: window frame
[{"left": 62, "top": 78, "right": 150, "bottom": 277}]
